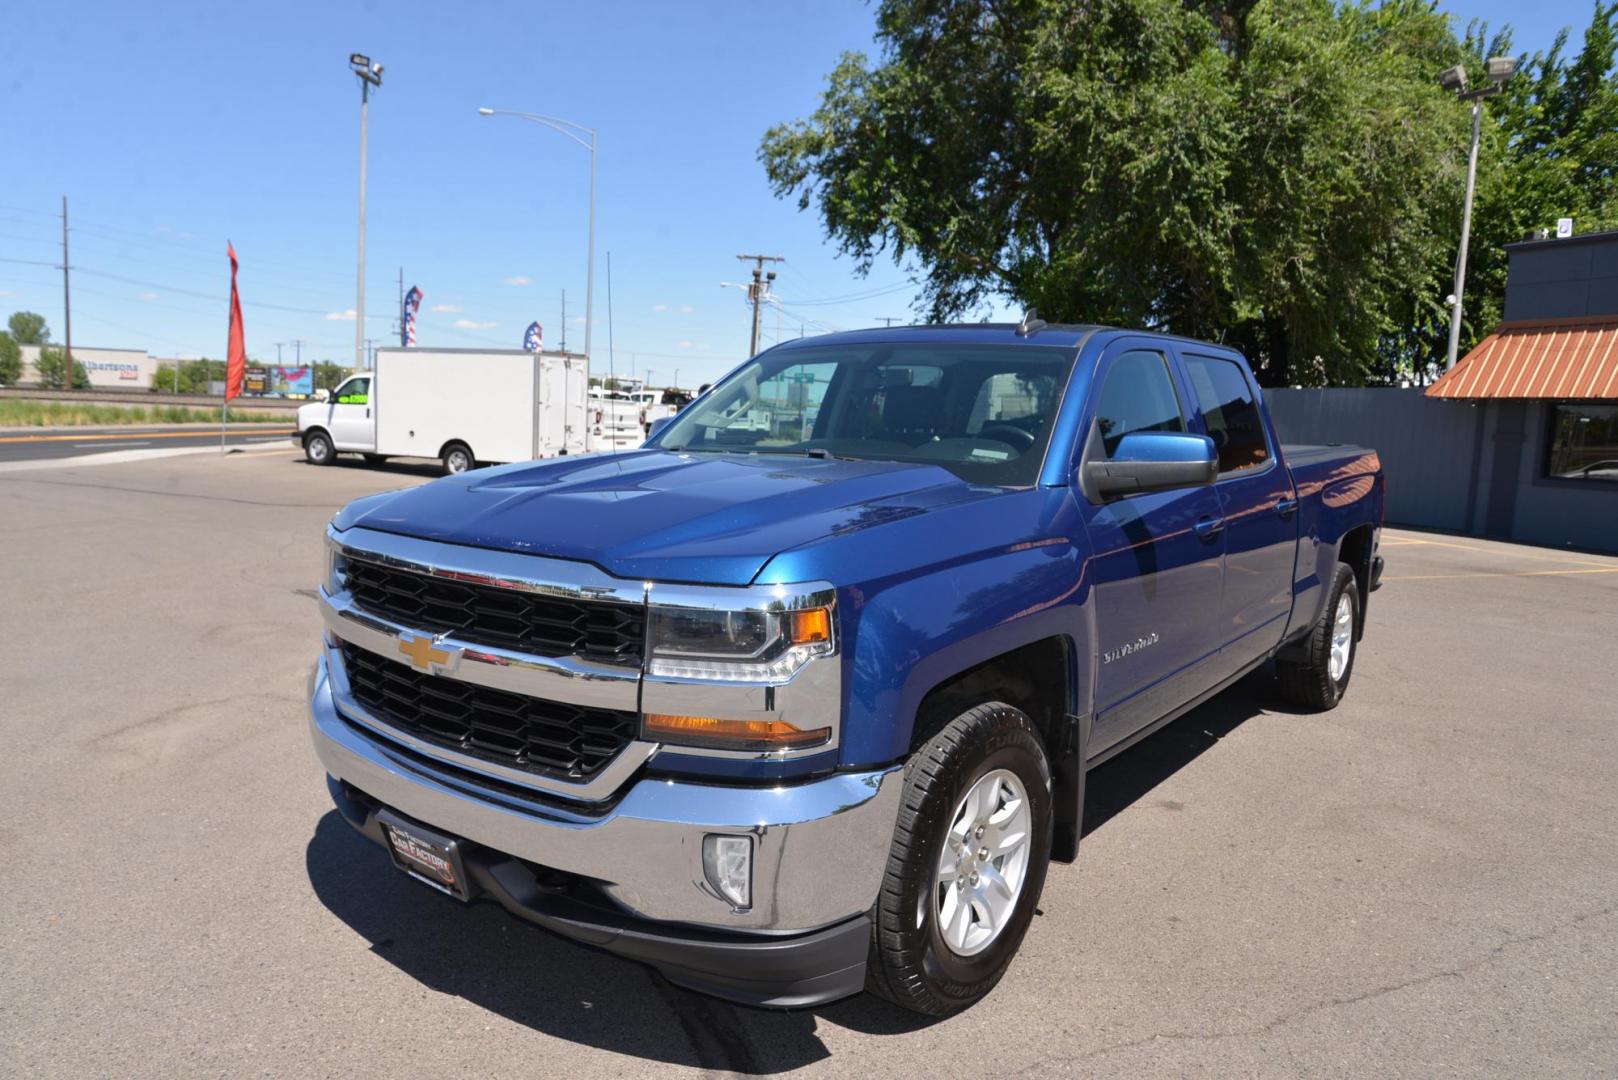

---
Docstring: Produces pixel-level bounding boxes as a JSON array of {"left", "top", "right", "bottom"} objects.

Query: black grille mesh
[
  {"left": 344, "top": 557, "right": 643, "bottom": 665},
  {"left": 340, "top": 642, "right": 637, "bottom": 779}
]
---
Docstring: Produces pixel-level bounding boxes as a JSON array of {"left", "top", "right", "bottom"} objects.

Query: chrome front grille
[
  {"left": 339, "top": 642, "right": 637, "bottom": 779},
  {"left": 345, "top": 556, "right": 644, "bottom": 666}
]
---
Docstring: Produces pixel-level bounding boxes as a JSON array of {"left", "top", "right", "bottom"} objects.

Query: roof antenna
[{"left": 1016, "top": 307, "right": 1047, "bottom": 336}]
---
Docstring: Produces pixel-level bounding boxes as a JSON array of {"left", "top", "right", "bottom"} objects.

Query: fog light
[{"left": 701, "top": 834, "right": 752, "bottom": 910}]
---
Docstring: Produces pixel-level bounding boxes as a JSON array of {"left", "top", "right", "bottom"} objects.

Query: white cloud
[
  {"left": 504, "top": 276, "right": 532, "bottom": 286},
  {"left": 325, "top": 309, "right": 357, "bottom": 321},
  {"left": 652, "top": 303, "right": 669, "bottom": 313},
  {"left": 431, "top": 303, "right": 463, "bottom": 314},
  {"left": 679, "top": 305, "right": 694, "bottom": 314},
  {"left": 136, "top": 291, "right": 160, "bottom": 302},
  {"left": 0, "top": 289, "right": 11, "bottom": 297},
  {"left": 454, "top": 318, "right": 498, "bottom": 330},
  {"left": 677, "top": 340, "right": 694, "bottom": 349},
  {"left": 571, "top": 316, "right": 587, "bottom": 325}
]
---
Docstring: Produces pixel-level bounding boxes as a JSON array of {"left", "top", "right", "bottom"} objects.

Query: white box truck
[{"left": 296, "top": 348, "right": 589, "bottom": 474}]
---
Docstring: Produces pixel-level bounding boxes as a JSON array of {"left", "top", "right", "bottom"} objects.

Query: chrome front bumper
[{"left": 309, "top": 652, "right": 903, "bottom": 933}]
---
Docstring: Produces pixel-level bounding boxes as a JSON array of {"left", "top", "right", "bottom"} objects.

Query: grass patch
[{"left": 0, "top": 400, "right": 291, "bottom": 427}]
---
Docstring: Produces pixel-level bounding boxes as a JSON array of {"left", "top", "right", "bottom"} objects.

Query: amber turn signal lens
[
  {"left": 788, "top": 607, "right": 831, "bottom": 645},
  {"left": 643, "top": 713, "right": 831, "bottom": 751}
]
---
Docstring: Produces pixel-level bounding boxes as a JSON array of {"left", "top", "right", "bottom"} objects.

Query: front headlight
[{"left": 645, "top": 604, "right": 832, "bottom": 682}]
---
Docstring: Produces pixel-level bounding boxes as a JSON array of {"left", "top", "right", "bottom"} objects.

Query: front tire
[
  {"left": 303, "top": 430, "right": 334, "bottom": 466},
  {"left": 1276, "top": 562, "right": 1360, "bottom": 710},
  {"left": 866, "top": 702, "right": 1053, "bottom": 1016}
]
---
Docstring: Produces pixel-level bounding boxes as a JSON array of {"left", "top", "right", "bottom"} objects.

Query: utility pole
[
  {"left": 60, "top": 196, "right": 74, "bottom": 390},
  {"left": 398, "top": 268, "right": 406, "bottom": 347},
  {"left": 877, "top": 316, "right": 901, "bottom": 327},
  {"left": 350, "top": 54, "right": 383, "bottom": 371},
  {"left": 559, "top": 289, "right": 568, "bottom": 354},
  {"left": 736, "top": 254, "right": 783, "bottom": 357}
]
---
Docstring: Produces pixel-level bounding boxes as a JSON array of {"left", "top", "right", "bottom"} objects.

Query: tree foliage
[
  {"left": 0, "top": 332, "right": 21, "bottom": 385},
  {"left": 35, "top": 348, "right": 89, "bottom": 389},
  {"left": 7, "top": 311, "right": 49, "bottom": 346},
  {"left": 763, "top": 0, "right": 1617, "bottom": 385}
]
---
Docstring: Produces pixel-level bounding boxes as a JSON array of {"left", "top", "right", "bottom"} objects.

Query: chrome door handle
[
  {"left": 1194, "top": 516, "right": 1225, "bottom": 540},
  {"left": 1275, "top": 497, "right": 1298, "bottom": 518}
]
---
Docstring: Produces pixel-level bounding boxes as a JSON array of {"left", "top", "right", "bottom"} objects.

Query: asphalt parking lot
[{"left": 3, "top": 449, "right": 1615, "bottom": 1077}]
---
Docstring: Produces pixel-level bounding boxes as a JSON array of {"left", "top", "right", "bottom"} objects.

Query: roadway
[
  {"left": 2, "top": 449, "right": 1615, "bottom": 1076},
  {"left": 0, "top": 424, "right": 295, "bottom": 463}
]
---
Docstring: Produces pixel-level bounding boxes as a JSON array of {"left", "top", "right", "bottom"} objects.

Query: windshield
[{"left": 653, "top": 342, "right": 1076, "bottom": 485}]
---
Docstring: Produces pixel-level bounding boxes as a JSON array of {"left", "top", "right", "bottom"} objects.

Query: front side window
[
  {"left": 1546, "top": 402, "right": 1618, "bottom": 482},
  {"left": 1183, "top": 354, "right": 1269, "bottom": 474},
  {"left": 652, "top": 343, "right": 1077, "bottom": 485},
  {"left": 336, "top": 378, "right": 370, "bottom": 405},
  {"left": 1092, "top": 350, "right": 1186, "bottom": 458}
]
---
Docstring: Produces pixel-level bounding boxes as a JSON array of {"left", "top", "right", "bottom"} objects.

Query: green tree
[
  {"left": 35, "top": 348, "right": 89, "bottom": 389},
  {"left": 312, "top": 361, "right": 349, "bottom": 392},
  {"left": 7, "top": 311, "right": 49, "bottom": 345},
  {"left": 0, "top": 331, "right": 21, "bottom": 385},
  {"left": 762, "top": 0, "right": 1471, "bottom": 386}
]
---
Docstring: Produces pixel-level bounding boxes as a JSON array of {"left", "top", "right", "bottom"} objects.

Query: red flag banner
[{"left": 225, "top": 242, "right": 246, "bottom": 402}]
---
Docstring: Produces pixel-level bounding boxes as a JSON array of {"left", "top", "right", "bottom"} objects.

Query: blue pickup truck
[{"left": 309, "top": 322, "right": 1384, "bottom": 1015}]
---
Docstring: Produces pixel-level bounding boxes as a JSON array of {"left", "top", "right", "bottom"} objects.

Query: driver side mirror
[
  {"left": 647, "top": 415, "right": 675, "bottom": 442},
  {"left": 313, "top": 388, "right": 330, "bottom": 402},
  {"left": 1081, "top": 431, "right": 1217, "bottom": 502}
]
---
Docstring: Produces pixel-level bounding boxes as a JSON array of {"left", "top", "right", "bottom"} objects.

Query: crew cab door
[
  {"left": 1176, "top": 350, "right": 1298, "bottom": 674},
  {"left": 1078, "top": 341, "right": 1228, "bottom": 756},
  {"left": 327, "top": 376, "right": 375, "bottom": 451}
]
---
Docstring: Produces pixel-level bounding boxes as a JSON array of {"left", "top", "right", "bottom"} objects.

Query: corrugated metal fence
[{"left": 1265, "top": 388, "right": 1483, "bottom": 532}]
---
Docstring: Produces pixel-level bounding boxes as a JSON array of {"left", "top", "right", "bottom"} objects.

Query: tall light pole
[
  {"left": 350, "top": 53, "right": 383, "bottom": 371},
  {"left": 478, "top": 107, "right": 596, "bottom": 364},
  {"left": 1440, "top": 55, "right": 1516, "bottom": 371}
]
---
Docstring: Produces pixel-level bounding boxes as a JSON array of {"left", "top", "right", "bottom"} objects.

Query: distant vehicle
[
  {"left": 296, "top": 347, "right": 589, "bottom": 475},
  {"left": 588, "top": 388, "right": 651, "bottom": 452}
]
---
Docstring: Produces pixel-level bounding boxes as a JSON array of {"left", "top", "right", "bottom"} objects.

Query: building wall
[
  {"left": 1503, "top": 402, "right": 1618, "bottom": 552},
  {"left": 1265, "top": 387, "right": 1618, "bottom": 554},
  {"left": 19, "top": 345, "right": 158, "bottom": 389}
]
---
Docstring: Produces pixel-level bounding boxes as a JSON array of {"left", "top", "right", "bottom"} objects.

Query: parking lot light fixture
[
  {"left": 478, "top": 107, "right": 597, "bottom": 366},
  {"left": 1442, "top": 56, "right": 1517, "bottom": 373}
]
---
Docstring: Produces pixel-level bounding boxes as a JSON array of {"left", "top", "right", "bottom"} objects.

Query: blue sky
[{"left": 0, "top": 0, "right": 1600, "bottom": 387}]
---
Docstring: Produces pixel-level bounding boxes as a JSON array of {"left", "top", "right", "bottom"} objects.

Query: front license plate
[{"left": 378, "top": 811, "right": 471, "bottom": 901}]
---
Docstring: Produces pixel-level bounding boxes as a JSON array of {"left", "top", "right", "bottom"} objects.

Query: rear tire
[
  {"left": 866, "top": 702, "right": 1053, "bottom": 1016},
  {"left": 303, "top": 430, "right": 334, "bottom": 466},
  {"left": 441, "top": 442, "right": 474, "bottom": 476},
  {"left": 1276, "top": 562, "right": 1359, "bottom": 710}
]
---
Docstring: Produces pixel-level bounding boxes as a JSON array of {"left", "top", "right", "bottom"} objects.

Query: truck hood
[{"left": 338, "top": 450, "right": 1003, "bottom": 585}]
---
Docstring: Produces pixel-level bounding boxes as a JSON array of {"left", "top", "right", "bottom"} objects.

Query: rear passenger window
[
  {"left": 1183, "top": 355, "right": 1269, "bottom": 474},
  {"left": 1092, "top": 350, "right": 1186, "bottom": 457}
]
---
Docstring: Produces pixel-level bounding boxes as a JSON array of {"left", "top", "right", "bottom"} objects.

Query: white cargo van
[{"left": 296, "top": 348, "right": 588, "bottom": 474}]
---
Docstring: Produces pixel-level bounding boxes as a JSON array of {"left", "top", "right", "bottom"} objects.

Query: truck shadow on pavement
[{"left": 304, "top": 672, "right": 1281, "bottom": 1073}]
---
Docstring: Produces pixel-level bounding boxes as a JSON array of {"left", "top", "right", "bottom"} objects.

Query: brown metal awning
[{"left": 1426, "top": 316, "right": 1618, "bottom": 399}]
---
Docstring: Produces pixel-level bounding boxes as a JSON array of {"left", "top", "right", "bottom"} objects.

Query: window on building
[
  {"left": 1183, "top": 354, "right": 1270, "bottom": 474},
  {"left": 1546, "top": 402, "right": 1618, "bottom": 483},
  {"left": 1092, "top": 350, "right": 1186, "bottom": 457}
]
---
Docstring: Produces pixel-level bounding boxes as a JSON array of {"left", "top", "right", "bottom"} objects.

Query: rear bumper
[{"left": 327, "top": 775, "right": 872, "bottom": 1007}]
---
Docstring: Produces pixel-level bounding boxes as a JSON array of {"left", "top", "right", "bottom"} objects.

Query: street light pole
[
  {"left": 350, "top": 54, "right": 383, "bottom": 371},
  {"left": 1439, "top": 56, "right": 1516, "bottom": 372},
  {"left": 1446, "top": 100, "right": 1484, "bottom": 373},
  {"left": 478, "top": 108, "right": 597, "bottom": 364}
]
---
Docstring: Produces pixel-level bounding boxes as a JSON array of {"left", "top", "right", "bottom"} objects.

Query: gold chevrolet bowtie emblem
[{"left": 398, "top": 633, "right": 451, "bottom": 672}]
